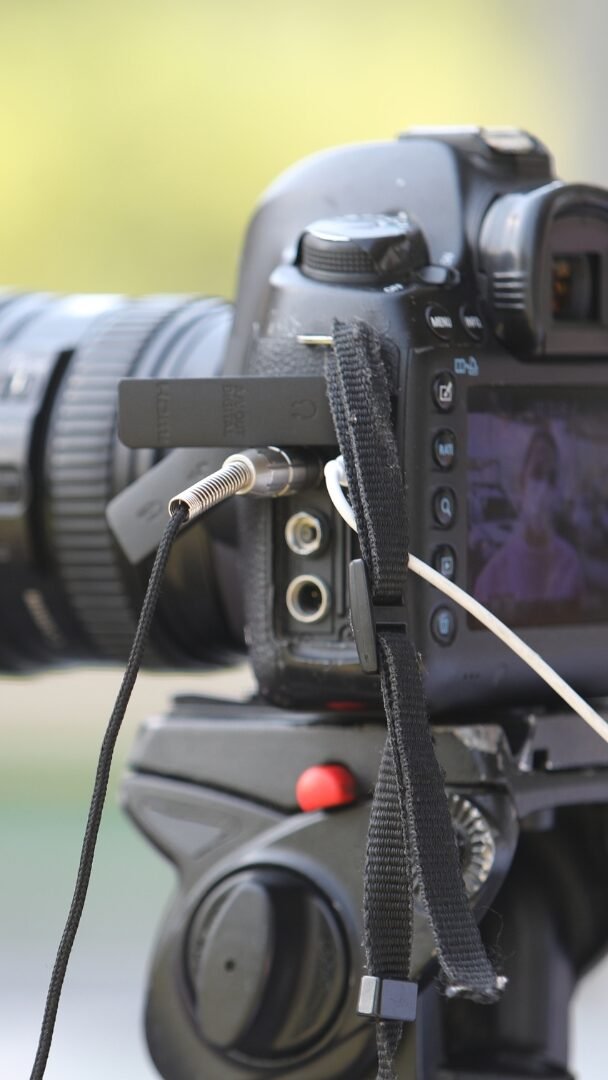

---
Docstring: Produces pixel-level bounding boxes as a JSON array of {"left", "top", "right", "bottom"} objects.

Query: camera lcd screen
[{"left": 467, "top": 386, "right": 608, "bottom": 629}]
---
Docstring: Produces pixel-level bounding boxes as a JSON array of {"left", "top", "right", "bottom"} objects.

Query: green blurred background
[{"left": 2, "top": 1, "right": 607, "bottom": 1076}]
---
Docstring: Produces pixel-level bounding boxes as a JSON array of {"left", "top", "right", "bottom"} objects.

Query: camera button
[
  {"left": 432, "top": 371, "right": 456, "bottom": 412},
  {"left": 296, "top": 764, "right": 357, "bottom": 812},
  {"left": 432, "top": 429, "right": 456, "bottom": 469},
  {"left": 426, "top": 304, "right": 454, "bottom": 341},
  {"left": 431, "top": 606, "right": 457, "bottom": 645},
  {"left": 460, "top": 305, "right": 484, "bottom": 342},
  {"left": 433, "top": 487, "right": 456, "bottom": 528},
  {"left": 432, "top": 545, "right": 456, "bottom": 581}
]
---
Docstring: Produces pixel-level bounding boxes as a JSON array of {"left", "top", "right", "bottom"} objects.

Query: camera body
[
  {"left": 235, "top": 128, "right": 608, "bottom": 713},
  {"left": 5, "top": 128, "right": 608, "bottom": 1080},
  {"left": 115, "top": 128, "right": 608, "bottom": 1080}
]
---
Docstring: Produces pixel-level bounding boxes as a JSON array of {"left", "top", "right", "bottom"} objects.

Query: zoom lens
[{"left": 0, "top": 292, "right": 242, "bottom": 669}]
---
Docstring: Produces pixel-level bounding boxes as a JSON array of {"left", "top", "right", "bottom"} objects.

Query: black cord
[{"left": 29, "top": 505, "right": 188, "bottom": 1080}]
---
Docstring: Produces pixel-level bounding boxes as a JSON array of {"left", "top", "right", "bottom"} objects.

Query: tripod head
[{"left": 124, "top": 696, "right": 608, "bottom": 1079}]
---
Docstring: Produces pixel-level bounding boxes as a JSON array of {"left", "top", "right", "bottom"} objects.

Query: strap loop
[{"left": 324, "top": 319, "right": 501, "bottom": 1080}]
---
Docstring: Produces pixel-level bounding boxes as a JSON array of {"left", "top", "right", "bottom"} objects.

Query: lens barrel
[{"left": 0, "top": 291, "right": 240, "bottom": 669}]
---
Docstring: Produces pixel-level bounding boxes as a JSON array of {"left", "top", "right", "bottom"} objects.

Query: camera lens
[
  {"left": 0, "top": 292, "right": 242, "bottom": 669},
  {"left": 286, "top": 575, "right": 331, "bottom": 623}
]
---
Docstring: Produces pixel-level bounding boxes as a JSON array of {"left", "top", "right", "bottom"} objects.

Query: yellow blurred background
[
  {"left": 1, "top": 1, "right": 607, "bottom": 1077},
  {"left": 0, "top": 0, "right": 602, "bottom": 300}
]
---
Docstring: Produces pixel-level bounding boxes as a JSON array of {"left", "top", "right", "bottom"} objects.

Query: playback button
[{"left": 432, "top": 545, "right": 456, "bottom": 581}]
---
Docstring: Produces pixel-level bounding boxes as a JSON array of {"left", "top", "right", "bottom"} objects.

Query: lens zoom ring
[{"left": 47, "top": 298, "right": 187, "bottom": 658}]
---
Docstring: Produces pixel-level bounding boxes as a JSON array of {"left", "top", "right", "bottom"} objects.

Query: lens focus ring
[{"left": 46, "top": 298, "right": 188, "bottom": 659}]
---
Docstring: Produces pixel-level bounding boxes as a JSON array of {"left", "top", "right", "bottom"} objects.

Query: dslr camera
[{"left": 4, "top": 127, "right": 608, "bottom": 1079}]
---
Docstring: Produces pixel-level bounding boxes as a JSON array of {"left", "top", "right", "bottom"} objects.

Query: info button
[
  {"left": 433, "top": 488, "right": 456, "bottom": 528},
  {"left": 460, "top": 305, "right": 484, "bottom": 342}
]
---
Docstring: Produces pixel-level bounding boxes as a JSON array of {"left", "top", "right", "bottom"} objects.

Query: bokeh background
[{"left": 2, "top": 1, "right": 607, "bottom": 1076}]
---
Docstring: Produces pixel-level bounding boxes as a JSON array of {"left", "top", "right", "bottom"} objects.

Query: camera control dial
[
  {"left": 186, "top": 867, "right": 349, "bottom": 1064},
  {"left": 299, "top": 213, "right": 429, "bottom": 285}
]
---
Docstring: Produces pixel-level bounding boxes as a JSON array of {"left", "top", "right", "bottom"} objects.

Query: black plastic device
[
  {"left": 224, "top": 129, "right": 608, "bottom": 712},
  {"left": 3, "top": 129, "right": 608, "bottom": 1080},
  {"left": 122, "top": 694, "right": 608, "bottom": 1080}
]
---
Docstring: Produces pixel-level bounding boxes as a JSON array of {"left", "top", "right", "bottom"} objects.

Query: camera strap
[{"left": 324, "top": 320, "right": 500, "bottom": 1079}]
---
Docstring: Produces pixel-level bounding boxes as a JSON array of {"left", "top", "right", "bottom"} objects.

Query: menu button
[{"left": 426, "top": 304, "right": 454, "bottom": 341}]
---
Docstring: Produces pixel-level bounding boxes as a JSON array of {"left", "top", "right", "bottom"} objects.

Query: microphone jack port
[
  {"left": 284, "top": 511, "right": 328, "bottom": 556},
  {"left": 286, "top": 575, "right": 331, "bottom": 624}
]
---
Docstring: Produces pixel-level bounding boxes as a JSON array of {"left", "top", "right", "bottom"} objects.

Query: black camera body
[
  {"left": 113, "top": 128, "right": 608, "bottom": 1080},
  {"left": 235, "top": 127, "right": 608, "bottom": 713},
  {"left": 5, "top": 128, "right": 608, "bottom": 1080}
]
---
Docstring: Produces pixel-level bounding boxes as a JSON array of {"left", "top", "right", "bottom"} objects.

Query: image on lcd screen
[{"left": 468, "top": 386, "right": 608, "bottom": 629}]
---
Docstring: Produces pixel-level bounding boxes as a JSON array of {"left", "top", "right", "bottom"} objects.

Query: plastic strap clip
[
  {"left": 349, "top": 559, "right": 407, "bottom": 674},
  {"left": 358, "top": 975, "right": 418, "bottom": 1022}
]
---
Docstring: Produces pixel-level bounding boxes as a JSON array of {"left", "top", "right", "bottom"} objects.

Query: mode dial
[{"left": 299, "top": 212, "right": 429, "bottom": 285}]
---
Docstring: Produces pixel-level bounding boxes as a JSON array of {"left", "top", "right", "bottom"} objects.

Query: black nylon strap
[
  {"left": 324, "top": 320, "right": 499, "bottom": 1079},
  {"left": 363, "top": 733, "right": 412, "bottom": 1078}
]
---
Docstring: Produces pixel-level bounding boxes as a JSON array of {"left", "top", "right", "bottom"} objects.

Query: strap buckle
[
  {"left": 358, "top": 975, "right": 418, "bottom": 1022},
  {"left": 349, "top": 559, "right": 407, "bottom": 674}
]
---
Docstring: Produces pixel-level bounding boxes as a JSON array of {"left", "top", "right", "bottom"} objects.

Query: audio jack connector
[{"left": 169, "top": 447, "right": 322, "bottom": 522}]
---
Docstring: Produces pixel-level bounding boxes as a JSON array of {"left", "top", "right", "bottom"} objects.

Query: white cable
[{"left": 324, "top": 457, "right": 608, "bottom": 746}]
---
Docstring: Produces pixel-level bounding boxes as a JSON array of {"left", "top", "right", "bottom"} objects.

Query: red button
[{"left": 295, "top": 764, "right": 357, "bottom": 812}]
